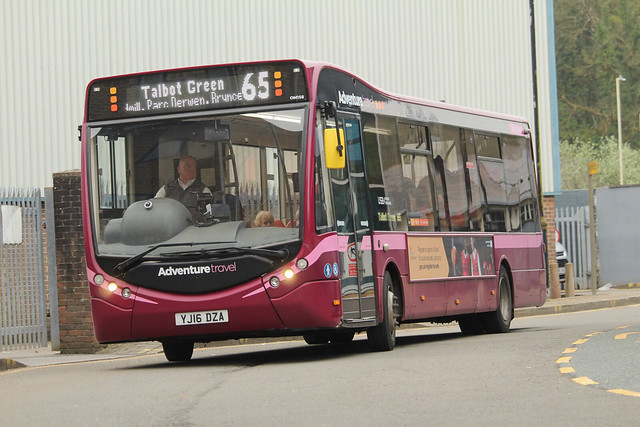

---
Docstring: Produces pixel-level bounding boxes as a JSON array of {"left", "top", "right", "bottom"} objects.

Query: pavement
[{"left": 2, "top": 285, "right": 640, "bottom": 371}]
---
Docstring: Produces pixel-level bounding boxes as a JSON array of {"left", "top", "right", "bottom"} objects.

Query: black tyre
[
  {"left": 162, "top": 341, "right": 194, "bottom": 362},
  {"left": 483, "top": 266, "right": 513, "bottom": 333},
  {"left": 367, "top": 271, "right": 398, "bottom": 351}
]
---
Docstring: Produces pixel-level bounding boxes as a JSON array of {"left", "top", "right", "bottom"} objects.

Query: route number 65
[{"left": 242, "top": 71, "right": 269, "bottom": 101}]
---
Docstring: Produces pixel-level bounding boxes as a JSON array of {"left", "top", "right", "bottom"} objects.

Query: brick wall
[
  {"left": 53, "top": 170, "right": 104, "bottom": 353},
  {"left": 542, "top": 195, "right": 557, "bottom": 264},
  {"left": 543, "top": 195, "right": 561, "bottom": 298}
]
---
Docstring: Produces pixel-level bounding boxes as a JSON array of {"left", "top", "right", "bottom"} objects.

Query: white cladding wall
[{"left": 0, "top": 0, "right": 559, "bottom": 193}]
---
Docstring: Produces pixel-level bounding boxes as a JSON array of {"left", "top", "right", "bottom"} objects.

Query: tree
[
  {"left": 560, "top": 137, "right": 640, "bottom": 189},
  {"left": 555, "top": 0, "right": 640, "bottom": 146}
]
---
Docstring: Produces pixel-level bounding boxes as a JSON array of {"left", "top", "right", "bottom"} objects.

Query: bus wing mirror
[{"left": 324, "top": 128, "right": 346, "bottom": 169}]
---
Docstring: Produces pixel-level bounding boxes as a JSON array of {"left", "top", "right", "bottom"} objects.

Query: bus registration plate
[{"left": 175, "top": 310, "right": 229, "bottom": 326}]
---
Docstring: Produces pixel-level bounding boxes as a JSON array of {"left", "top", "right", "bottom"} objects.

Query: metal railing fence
[
  {"left": 0, "top": 188, "right": 47, "bottom": 351},
  {"left": 555, "top": 205, "right": 590, "bottom": 289}
]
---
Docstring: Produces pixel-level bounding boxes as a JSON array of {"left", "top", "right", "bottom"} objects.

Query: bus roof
[{"left": 85, "top": 58, "right": 529, "bottom": 128}]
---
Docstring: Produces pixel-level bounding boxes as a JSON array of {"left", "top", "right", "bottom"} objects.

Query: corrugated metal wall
[{"left": 0, "top": 0, "right": 558, "bottom": 193}]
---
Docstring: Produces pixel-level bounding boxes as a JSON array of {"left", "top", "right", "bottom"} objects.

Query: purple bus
[{"left": 81, "top": 60, "right": 546, "bottom": 361}]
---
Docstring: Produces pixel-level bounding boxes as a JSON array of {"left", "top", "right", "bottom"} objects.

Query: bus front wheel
[
  {"left": 367, "top": 271, "right": 397, "bottom": 351},
  {"left": 162, "top": 340, "right": 194, "bottom": 362}
]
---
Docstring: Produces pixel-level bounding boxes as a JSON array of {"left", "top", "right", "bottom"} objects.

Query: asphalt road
[{"left": 1, "top": 305, "right": 639, "bottom": 426}]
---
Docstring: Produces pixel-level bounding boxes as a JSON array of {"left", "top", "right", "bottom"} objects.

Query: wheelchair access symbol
[{"left": 324, "top": 262, "right": 340, "bottom": 278}]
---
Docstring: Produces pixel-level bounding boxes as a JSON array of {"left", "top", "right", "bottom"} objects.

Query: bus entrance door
[{"left": 330, "top": 115, "right": 376, "bottom": 326}]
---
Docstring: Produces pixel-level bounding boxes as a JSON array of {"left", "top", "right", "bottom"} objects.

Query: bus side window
[
  {"left": 502, "top": 134, "right": 539, "bottom": 232},
  {"left": 398, "top": 123, "right": 436, "bottom": 231},
  {"left": 463, "top": 129, "right": 484, "bottom": 231},
  {"left": 315, "top": 114, "right": 334, "bottom": 233},
  {"left": 476, "top": 134, "right": 507, "bottom": 232},
  {"left": 402, "top": 153, "right": 436, "bottom": 231},
  {"left": 430, "top": 125, "right": 471, "bottom": 231},
  {"left": 362, "top": 114, "right": 406, "bottom": 231}
]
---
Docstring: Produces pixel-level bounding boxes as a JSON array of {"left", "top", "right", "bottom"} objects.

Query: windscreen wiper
[
  {"left": 161, "top": 246, "right": 288, "bottom": 261},
  {"left": 113, "top": 240, "right": 237, "bottom": 276}
]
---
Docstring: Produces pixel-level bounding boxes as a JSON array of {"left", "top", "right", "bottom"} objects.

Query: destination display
[{"left": 87, "top": 61, "right": 308, "bottom": 121}]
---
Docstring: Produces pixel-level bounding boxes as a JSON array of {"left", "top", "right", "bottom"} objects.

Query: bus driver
[{"left": 155, "top": 155, "right": 212, "bottom": 220}]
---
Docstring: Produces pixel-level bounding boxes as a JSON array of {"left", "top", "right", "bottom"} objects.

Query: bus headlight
[
  {"left": 94, "top": 274, "right": 105, "bottom": 285},
  {"left": 296, "top": 258, "right": 308, "bottom": 270},
  {"left": 107, "top": 282, "right": 118, "bottom": 293},
  {"left": 283, "top": 268, "right": 294, "bottom": 279},
  {"left": 121, "top": 288, "right": 132, "bottom": 299}
]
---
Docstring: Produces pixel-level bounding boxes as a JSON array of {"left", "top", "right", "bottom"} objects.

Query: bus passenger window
[
  {"left": 476, "top": 133, "right": 508, "bottom": 232},
  {"left": 502, "top": 135, "right": 539, "bottom": 232},
  {"left": 463, "top": 130, "right": 484, "bottom": 231},
  {"left": 431, "top": 125, "right": 469, "bottom": 231},
  {"left": 362, "top": 114, "right": 406, "bottom": 231},
  {"left": 402, "top": 154, "right": 436, "bottom": 231}
]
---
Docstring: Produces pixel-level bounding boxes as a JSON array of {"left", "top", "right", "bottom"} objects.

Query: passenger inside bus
[{"left": 254, "top": 210, "right": 274, "bottom": 227}]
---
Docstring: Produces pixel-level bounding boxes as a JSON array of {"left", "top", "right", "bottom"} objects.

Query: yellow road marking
[
  {"left": 573, "top": 377, "right": 599, "bottom": 386},
  {"left": 561, "top": 328, "right": 640, "bottom": 394},
  {"left": 614, "top": 331, "right": 640, "bottom": 340},
  {"left": 608, "top": 389, "right": 640, "bottom": 397}
]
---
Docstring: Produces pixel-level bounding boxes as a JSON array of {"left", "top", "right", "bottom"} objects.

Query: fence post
[
  {"left": 45, "top": 187, "right": 60, "bottom": 351},
  {"left": 588, "top": 173, "right": 597, "bottom": 294}
]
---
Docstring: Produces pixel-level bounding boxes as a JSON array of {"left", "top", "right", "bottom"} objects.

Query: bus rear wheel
[
  {"left": 367, "top": 271, "right": 397, "bottom": 351},
  {"left": 162, "top": 340, "right": 194, "bottom": 362},
  {"left": 483, "top": 266, "right": 513, "bottom": 333}
]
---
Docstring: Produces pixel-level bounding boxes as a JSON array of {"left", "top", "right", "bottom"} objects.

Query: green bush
[{"left": 560, "top": 137, "right": 640, "bottom": 189}]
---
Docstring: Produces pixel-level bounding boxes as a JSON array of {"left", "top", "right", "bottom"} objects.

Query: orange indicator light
[
  {"left": 491, "top": 290, "right": 496, "bottom": 296},
  {"left": 420, "top": 296, "right": 425, "bottom": 301},
  {"left": 455, "top": 299, "right": 460, "bottom": 305},
  {"left": 274, "top": 71, "right": 282, "bottom": 96},
  {"left": 109, "top": 87, "right": 118, "bottom": 112},
  {"left": 332, "top": 299, "right": 341, "bottom": 306}
]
